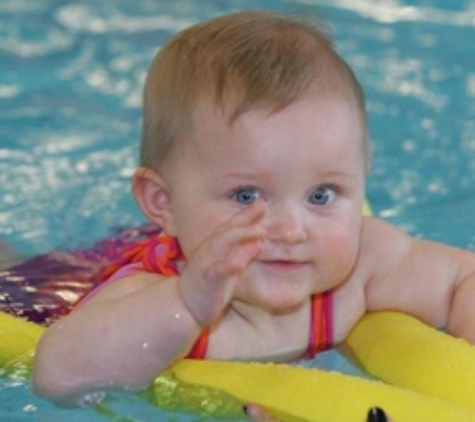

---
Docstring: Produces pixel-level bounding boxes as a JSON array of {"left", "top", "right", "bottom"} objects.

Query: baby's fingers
[
  {"left": 244, "top": 404, "right": 288, "bottom": 422},
  {"left": 226, "top": 200, "right": 266, "bottom": 228},
  {"left": 178, "top": 201, "right": 266, "bottom": 326},
  {"left": 206, "top": 216, "right": 266, "bottom": 275},
  {"left": 178, "top": 220, "right": 265, "bottom": 326},
  {"left": 202, "top": 200, "right": 266, "bottom": 269}
]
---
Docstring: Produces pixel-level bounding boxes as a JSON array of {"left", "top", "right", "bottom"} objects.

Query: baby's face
[{"left": 162, "top": 93, "right": 366, "bottom": 311}]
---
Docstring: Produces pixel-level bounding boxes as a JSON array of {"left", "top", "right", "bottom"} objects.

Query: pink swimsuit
[{"left": 78, "top": 235, "right": 333, "bottom": 359}]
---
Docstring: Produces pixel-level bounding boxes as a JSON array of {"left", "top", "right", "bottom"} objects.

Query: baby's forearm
[
  {"left": 33, "top": 277, "right": 201, "bottom": 406},
  {"left": 446, "top": 271, "right": 475, "bottom": 343}
]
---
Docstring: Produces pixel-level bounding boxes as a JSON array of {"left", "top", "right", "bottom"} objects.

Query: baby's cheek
[{"left": 326, "top": 226, "right": 360, "bottom": 275}]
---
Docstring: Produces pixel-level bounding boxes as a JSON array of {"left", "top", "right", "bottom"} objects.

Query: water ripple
[
  {"left": 294, "top": 0, "right": 475, "bottom": 26},
  {"left": 56, "top": 4, "right": 195, "bottom": 34},
  {"left": 0, "top": 21, "right": 75, "bottom": 58}
]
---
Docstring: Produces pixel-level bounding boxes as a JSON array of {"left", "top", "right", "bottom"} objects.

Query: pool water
[{"left": 1, "top": 0, "right": 475, "bottom": 420}]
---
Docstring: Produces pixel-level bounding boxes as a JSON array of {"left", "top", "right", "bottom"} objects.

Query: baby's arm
[
  {"left": 360, "top": 217, "right": 475, "bottom": 335},
  {"left": 445, "top": 263, "right": 475, "bottom": 342},
  {"left": 33, "top": 202, "right": 265, "bottom": 406}
]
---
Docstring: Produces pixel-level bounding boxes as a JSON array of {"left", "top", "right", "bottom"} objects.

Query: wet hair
[{"left": 140, "top": 10, "right": 368, "bottom": 170}]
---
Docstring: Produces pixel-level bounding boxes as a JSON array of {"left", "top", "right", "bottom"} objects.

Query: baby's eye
[
  {"left": 308, "top": 186, "right": 337, "bottom": 205},
  {"left": 232, "top": 187, "right": 261, "bottom": 205}
]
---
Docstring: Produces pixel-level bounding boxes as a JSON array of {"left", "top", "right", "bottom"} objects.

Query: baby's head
[
  {"left": 139, "top": 10, "right": 369, "bottom": 172},
  {"left": 135, "top": 11, "right": 368, "bottom": 305}
]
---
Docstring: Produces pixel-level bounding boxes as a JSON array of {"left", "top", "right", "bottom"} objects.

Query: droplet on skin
[
  {"left": 142, "top": 342, "right": 149, "bottom": 349},
  {"left": 175, "top": 313, "right": 181, "bottom": 319}
]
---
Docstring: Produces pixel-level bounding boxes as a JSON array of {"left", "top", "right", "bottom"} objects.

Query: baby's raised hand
[{"left": 178, "top": 201, "right": 266, "bottom": 326}]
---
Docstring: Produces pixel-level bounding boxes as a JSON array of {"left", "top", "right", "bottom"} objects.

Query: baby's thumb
[{"left": 244, "top": 404, "right": 284, "bottom": 422}]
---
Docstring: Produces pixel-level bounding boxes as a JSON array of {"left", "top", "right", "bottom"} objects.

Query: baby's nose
[{"left": 264, "top": 205, "right": 308, "bottom": 244}]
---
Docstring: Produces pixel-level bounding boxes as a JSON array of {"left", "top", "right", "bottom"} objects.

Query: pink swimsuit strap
[
  {"left": 94, "top": 235, "right": 333, "bottom": 360},
  {"left": 306, "top": 290, "right": 333, "bottom": 358}
]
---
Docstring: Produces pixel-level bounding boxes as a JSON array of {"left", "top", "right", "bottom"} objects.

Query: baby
[{"left": 33, "top": 10, "right": 475, "bottom": 409}]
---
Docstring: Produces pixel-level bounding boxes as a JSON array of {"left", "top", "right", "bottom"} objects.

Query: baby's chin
[
  {"left": 237, "top": 284, "right": 313, "bottom": 315},
  {"left": 234, "top": 266, "right": 338, "bottom": 313}
]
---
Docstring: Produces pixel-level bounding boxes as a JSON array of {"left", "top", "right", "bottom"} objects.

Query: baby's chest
[{"left": 206, "top": 313, "right": 312, "bottom": 362}]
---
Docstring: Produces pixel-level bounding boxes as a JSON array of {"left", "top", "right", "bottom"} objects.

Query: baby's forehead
[
  {"left": 190, "top": 87, "right": 364, "bottom": 138},
  {"left": 164, "top": 93, "right": 368, "bottom": 177},
  {"left": 181, "top": 95, "right": 362, "bottom": 153}
]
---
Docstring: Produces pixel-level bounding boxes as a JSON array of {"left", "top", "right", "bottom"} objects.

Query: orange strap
[
  {"left": 100, "top": 236, "right": 183, "bottom": 281},
  {"left": 306, "top": 291, "right": 333, "bottom": 358},
  {"left": 186, "top": 326, "right": 210, "bottom": 359}
]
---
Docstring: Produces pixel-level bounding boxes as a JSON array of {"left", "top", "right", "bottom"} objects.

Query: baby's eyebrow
[
  {"left": 221, "top": 170, "right": 268, "bottom": 180},
  {"left": 320, "top": 170, "right": 357, "bottom": 180}
]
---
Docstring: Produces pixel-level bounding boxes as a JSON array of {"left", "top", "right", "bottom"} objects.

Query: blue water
[{"left": 1, "top": 0, "right": 475, "bottom": 420}]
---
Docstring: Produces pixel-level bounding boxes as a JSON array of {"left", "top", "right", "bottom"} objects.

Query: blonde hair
[{"left": 140, "top": 10, "right": 368, "bottom": 169}]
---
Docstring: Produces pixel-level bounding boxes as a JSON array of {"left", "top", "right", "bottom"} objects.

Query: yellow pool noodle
[
  {"left": 169, "top": 358, "right": 475, "bottom": 421},
  {"left": 0, "top": 310, "right": 43, "bottom": 369},
  {"left": 346, "top": 311, "right": 475, "bottom": 410}
]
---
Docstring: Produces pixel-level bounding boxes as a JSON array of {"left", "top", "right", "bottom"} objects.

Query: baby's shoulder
[
  {"left": 346, "top": 216, "right": 414, "bottom": 288},
  {"left": 359, "top": 216, "right": 412, "bottom": 257},
  {"left": 361, "top": 215, "right": 406, "bottom": 237}
]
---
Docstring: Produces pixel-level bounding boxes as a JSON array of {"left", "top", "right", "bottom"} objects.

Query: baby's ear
[{"left": 132, "top": 167, "right": 177, "bottom": 236}]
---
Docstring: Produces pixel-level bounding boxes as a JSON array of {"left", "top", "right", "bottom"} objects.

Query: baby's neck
[
  {"left": 229, "top": 297, "right": 309, "bottom": 329},
  {"left": 210, "top": 298, "right": 312, "bottom": 361}
]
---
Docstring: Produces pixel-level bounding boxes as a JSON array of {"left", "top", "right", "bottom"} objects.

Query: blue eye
[
  {"left": 308, "top": 186, "right": 337, "bottom": 205},
  {"left": 232, "top": 187, "right": 261, "bottom": 204}
]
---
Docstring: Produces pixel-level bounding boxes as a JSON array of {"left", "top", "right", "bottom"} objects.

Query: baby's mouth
[{"left": 257, "top": 259, "right": 309, "bottom": 271}]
